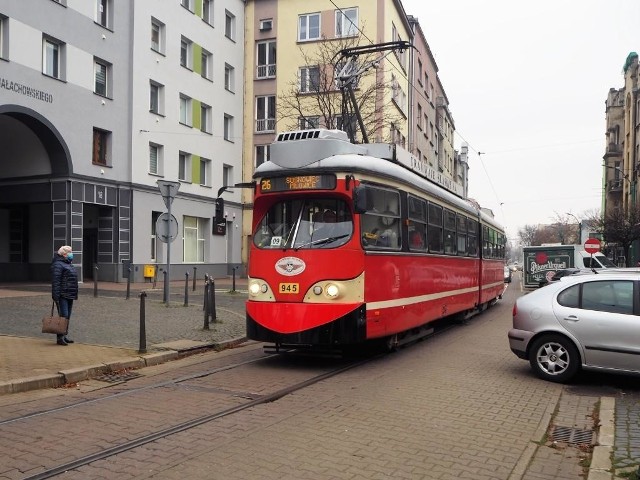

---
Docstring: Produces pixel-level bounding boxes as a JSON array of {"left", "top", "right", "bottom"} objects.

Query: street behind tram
[{"left": 0, "top": 276, "right": 634, "bottom": 479}]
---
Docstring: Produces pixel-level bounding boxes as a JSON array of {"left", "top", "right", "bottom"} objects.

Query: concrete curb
[
  {"left": 588, "top": 396, "right": 616, "bottom": 480},
  {"left": 0, "top": 336, "right": 248, "bottom": 395}
]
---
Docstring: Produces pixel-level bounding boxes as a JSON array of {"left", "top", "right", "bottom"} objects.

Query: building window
[
  {"left": 95, "top": 0, "right": 111, "bottom": 28},
  {"left": 181, "top": 0, "right": 191, "bottom": 11},
  {"left": 223, "top": 164, "right": 232, "bottom": 187},
  {"left": 151, "top": 18, "right": 165, "bottom": 54},
  {"left": 298, "top": 13, "right": 320, "bottom": 41},
  {"left": 298, "top": 116, "right": 319, "bottom": 130},
  {"left": 256, "top": 95, "right": 275, "bottom": 133},
  {"left": 0, "top": 15, "right": 6, "bottom": 60},
  {"left": 335, "top": 8, "right": 357, "bottom": 37},
  {"left": 179, "top": 94, "right": 192, "bottom": 126},
  {"left": 255, "top": 145, "right": 270, "bottom": 168},
  {"left": 149, "top": 143, "right": 163, "bottom": 175},
  {"left": 417, "top": 104, "right": 423, "bottom": 131},
  {"left": 199, "top": 158, "right": 211, "bottom": 186},
  {"left": 225, "top": 10, "right": 235, "bottom": 40},
  {"left": 200, "top": 103, "right": 211, "bottom": 133},
  {"left": 224, "top": 64, "right": 235, "bottom": 92},
  {"left": 149, "top": 80, "right": 163, "bottom": 114},
  {"left": 299, "top": 66, "right": 320, "bottom": 93},
  {"left": 201, "top": 49, "right": 212, "bottom": 80},
  {"left": 151, "top": 211, "right": 161, "bottom": 261},
  {"left": 180, "top": 36, "right": 192, "bottom": 69},
  {"left": 178, "top": 152, "right": 191, "bottom": 182},
  {"left": 94, "top": 58, "right": 111, "bottom": 97},
  {"left": 224, "top": 114, "right": 233, "bottom": 141},
  {"left": 42, "top": 36, "right": 64, "bottom": 79},
  {"left": 92, "top": 128, "right": 110, "bottom": 166},
  {"left": 257, "top": 41, "right": 276, "bottom": 79},
  {"left": 183, "top": 216, "right": 205, "bottom": 263},
  {"left": 202, "top": 0, "right": 213, "bottom": 25}
]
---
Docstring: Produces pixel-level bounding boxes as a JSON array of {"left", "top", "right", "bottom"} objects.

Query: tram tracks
[{"left": 2, "top": 348, "right": 372, "bottom": 480}]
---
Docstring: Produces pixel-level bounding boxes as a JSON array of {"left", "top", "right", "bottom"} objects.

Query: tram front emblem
[{"left": 275, "top": 257, "right": 306, "bottom": 276}]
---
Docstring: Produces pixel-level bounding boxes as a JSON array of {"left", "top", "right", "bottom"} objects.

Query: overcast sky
[{"left": 401, "top": 0, "right": 640, "bottom": 241}]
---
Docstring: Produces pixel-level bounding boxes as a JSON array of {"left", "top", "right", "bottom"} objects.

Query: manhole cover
[
  {"left": 550, "top": 425, "right": 594, "bottom": 446},
  {"left": 94, "top": 370, "right": 142, "bottom": 383}
]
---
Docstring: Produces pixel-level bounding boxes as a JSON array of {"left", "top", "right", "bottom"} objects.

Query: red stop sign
[{"left": 584, "top": 238, "right": 601, "bottom": 254}]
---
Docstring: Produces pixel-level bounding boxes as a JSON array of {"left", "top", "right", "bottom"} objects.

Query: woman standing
[{"left": 51, "top": 245, "right": 78, "bottom": 346}]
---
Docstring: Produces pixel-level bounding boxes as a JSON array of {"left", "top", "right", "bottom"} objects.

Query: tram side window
[
  {"left": 407, "top": 195, "right": 427, "bottom": 251},
  {"left": 497, "top": 232, "right": 506, "bottom": 259},
  {"left": 360, "top": 186, "right": 401, "bottom": 249},
  {"left": 482, "top": 225, "right": 490, "bottom": 258},
  {"left": 443, "top": 209, "right": 457, "bottom": 255},
  {"left": 427, "top": 202, "right": 443, "bottom": 253},
  {"left": 467, "top": 219, "right": 478, "bottom": 257},
  {"left": 457, "top": 214, "right": 467, "bottom": 256},
  {"left": 489, "top": 228, "right": 497, "bottom": 258}
]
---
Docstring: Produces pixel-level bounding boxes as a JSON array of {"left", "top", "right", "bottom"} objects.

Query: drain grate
[
  {"left": 550, "top": 425, "right": 594, "bottom": 446},
  {"left": 94, "top": 370, "right": 142, "bottom": 383}
]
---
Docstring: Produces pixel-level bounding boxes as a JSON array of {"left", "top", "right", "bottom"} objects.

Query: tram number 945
[{"left": 279, "top": 283, "right": 299, "bottom": 294}]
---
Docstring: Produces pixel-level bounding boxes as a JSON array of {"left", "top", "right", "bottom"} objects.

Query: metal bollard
[
  {"left": 209, "top": 278, "right": 217, "bottom": 321},
  {"left": 138, "top": 291, "right": 147, "bottom": 354},
  {"left": 232, "top": 266, "right": 238, "bottom": 292},
  {"left": 126, "top": 266, "right": 132, "bottom": 300},
  {"left": 193, "top": 266, "right": 197, "bottom": 291},
  {"left": 93, "top": 264, "right": 99, "bottom": 298},
  {"left": 163, "top": 270, "right": 168, "bottom": 304},
  {"left": 203, "top": 277, "right": 210, "bottom": 330},
  {"left": 184, "top": 272, "right": 189, "bottom": 307}
]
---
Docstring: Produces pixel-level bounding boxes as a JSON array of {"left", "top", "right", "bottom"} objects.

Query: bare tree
[
  {"left": 277, "top": 35, "right": 403, "bottom": 143},
  {"left": 602, "top": 205, "right": 640, "bottom": 266},
  {"left": 518, "top": 225, "right": 539, "bottom": 246}
]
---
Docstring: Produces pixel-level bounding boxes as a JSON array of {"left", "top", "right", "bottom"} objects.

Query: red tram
[{"left": 246, "top": 129, "right": 506, "bottom": 349}]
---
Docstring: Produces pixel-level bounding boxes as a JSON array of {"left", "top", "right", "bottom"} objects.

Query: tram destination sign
[{"left": 260, "top": 174, "right": 336, "bottom": 193}]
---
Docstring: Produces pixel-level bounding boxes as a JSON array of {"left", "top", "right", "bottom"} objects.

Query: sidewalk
[{"left": 0, "top": 276, "right": 248, "bottom": 394}]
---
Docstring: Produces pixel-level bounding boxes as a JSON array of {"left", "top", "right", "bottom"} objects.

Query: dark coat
[{"left": 51, "top": 254, "right": 79, "bottom": 300}]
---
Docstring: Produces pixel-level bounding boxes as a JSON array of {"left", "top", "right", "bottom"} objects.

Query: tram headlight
[
  {"left": 325, "top": 283, "right": 340, "bottom": 298},
  {"left": 313, "top": 286, "right": 323, "bottom": 296},
  {"left": 249, "top": 281, "right": 265, "bottom": 296}
]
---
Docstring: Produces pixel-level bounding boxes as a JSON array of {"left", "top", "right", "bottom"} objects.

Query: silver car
[{"left": 508, "top": 271, "right": 640, "bottom": 383}]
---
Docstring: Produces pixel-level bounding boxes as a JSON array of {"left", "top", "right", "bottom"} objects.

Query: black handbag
[{"left": 42, "top": 302, "right": 69, "bottom": 335}]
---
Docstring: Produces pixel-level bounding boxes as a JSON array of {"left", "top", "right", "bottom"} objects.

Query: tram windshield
[{"left": 254, "top": 198, "right": 353, "bottom": 250}]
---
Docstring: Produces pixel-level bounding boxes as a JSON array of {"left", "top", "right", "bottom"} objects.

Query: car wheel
[{"left": 528, "top": 334, "right": 580, "bottom": 383}]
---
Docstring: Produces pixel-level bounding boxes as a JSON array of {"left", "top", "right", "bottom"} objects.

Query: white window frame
[
  {"left": 181, "top": 0, "right": 192, "bottom": 11},
  {"left": 256, "top": 41, "right": 276, "bottom": 79},
  {"left": 149, "top": 143, "right": 163, "bottom": 175},
  {"left": 94, "top": 58, "right": 110, "bottom": 97},
  {"left": 200, "top": 103, "right": 211, "bottom": 133},
  {"left": 202, "top": 0, "right": 213, "bottom": 25},
  {"left": 43, "top": 36, "right": 64, "bottom": 79},
  {"left": 298, "top": 116, "right": 319, "bottom": 130},
  {"left": 178, "top": 151, "right": 191, "bottom": 182},
  {"left": 256, "top": 95, "right": 275, "bottom": 133},
  {"left": 201, "top": 49, "right": 213, "bottom": 80},
  {"left": 335, "top": 8, "right": 358, "bottom": 38},
  {"left": 299, "top": 66, "right": 320, "bottom": 93},
  {"left": 183, "top": 216, "right": 205, "bottom": 263},
  {"left": 298, "top": 13, "right": 320, "bottom": 41},
  {"left": 180, "top": 36, "right": 192, "bottom": 69},
  {"left": 95, "top": 0, "right": 110, "bottom": 28},
  {"left": 225, "top": 10, "right": 235, "bottom": 40},
  {"left": 255, "top": 145, "right": 270, "bottom": 168},
  {"left": 151, "top": 18, "right": 165, "bottom": 54},
  {"left": 179, "top": 94, "right": 192, "bottom": 126},
  {"left": 225, "top": 63, "right": 235, "bottom": 92},
  {"left": 199, "top": 158, "right": 211, "bottom": 187},
  {"left": 224, "top": 114, "right": 234, "bottom": 141},
  {"left": 149, "top": 80, "right": 163, "bottom": 115},
  {"left": 0, "top": 16, "right": 6, "bottom": 60}
]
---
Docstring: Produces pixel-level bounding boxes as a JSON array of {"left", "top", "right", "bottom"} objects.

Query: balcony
[
  {"left": 608, "top": 179, "right": 623, "bottom": 192},
  {"left": 256, "top": 118, "right": 276, "bottom": 133},
  {"left": 256, "top": 64, "right": 276, "bottom": 79}
]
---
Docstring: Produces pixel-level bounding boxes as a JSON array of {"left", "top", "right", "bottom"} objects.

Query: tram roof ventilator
[{"left": 271, "top": 128, "right": 405, "bottom": 169}]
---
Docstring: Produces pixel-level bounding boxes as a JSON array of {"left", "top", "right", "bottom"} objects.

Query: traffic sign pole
[{"left": 157, "top": 180, "right": 180, "bottom": 305}]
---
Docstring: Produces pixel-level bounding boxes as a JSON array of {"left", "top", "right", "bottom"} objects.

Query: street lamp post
[{"left": 566, "top": 212, "right": 582, "bottom": 245}]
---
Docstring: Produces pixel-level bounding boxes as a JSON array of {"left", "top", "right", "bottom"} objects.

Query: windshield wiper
[{"left": 294, "top": 234, "right": 349, "bottom": 251}]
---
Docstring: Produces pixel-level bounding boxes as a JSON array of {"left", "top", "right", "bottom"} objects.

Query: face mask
[{"left": 67, "top": 253, "right": 74, "bottom": 261}]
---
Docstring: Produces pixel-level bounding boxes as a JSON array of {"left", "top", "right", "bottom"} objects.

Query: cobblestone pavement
[{"left": 614, "top": 392, "right": 640, "bottom": 473}]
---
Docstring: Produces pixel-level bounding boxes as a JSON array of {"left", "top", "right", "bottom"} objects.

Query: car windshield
[{"left": 253, "top": 198, "right": 352, "bottom": 250}]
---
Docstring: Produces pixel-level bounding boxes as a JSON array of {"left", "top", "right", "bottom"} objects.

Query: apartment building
[{"left": 0, "top": 0, "right": 244, "bottom": 282}]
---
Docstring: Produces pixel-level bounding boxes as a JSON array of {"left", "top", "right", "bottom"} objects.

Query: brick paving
[{"left": 0, "top": 274, "right": 637, "bottom": 479}]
